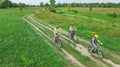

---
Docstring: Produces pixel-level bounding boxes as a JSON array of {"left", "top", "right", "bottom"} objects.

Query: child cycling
[
  {"left": 69, "top": 23, "right": 77, "bottom": 40},
  {"left": 90, "top": 34, "right": 103, "bottom": 53},
  {"left": 54, "top": 25, "right": 60, "bottom": 43}
]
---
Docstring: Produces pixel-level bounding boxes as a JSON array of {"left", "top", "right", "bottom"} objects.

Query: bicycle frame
[
  {"left": 94, "top": 45, "right": 103, "bottom": 58},
  {"left": 88, "top": 45, "right": 103, "bottom": 58},
  {"left": 54, "top": 34, "right": 62, "bottom": 47}
]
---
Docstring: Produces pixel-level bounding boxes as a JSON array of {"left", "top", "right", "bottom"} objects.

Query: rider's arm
[
  {"left": 54, "top": 28, "right": 56, "bottom": 34},
  {"left": 97, "top": 39, "right": 103, "bottom": 45},
  {"left": 74, "top": 26, "right": 78, "bottom": 31},
  {"left": 69, "top": 26, "right": 71, "bottom": 30}
]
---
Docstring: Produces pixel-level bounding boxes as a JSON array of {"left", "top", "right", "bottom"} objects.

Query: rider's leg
[
  {"left": 70, "top": 30, "right": 74, "bottom": 40},
  {"left": 90, "top": 43, "right": 94, "bottom": 53},
  {"left": 54, "top": 34, "right": 59, "bottom": 43},
  {"left": 73, "top": 31, "right": 75, "bottom": 40},
  {"left": 70, "top": 30, "right": 72, "bottom": 39},
  {"left": 54, "top": 34, "right": 57, "bottom": 43},
  {"left": 90, "top": 47, "right": 94, "bottom": 53},
  {"left": 56, "top": 35, "right": 59, "bottom": 43}
]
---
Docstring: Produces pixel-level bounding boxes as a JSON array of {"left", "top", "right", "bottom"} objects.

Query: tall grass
[
  {"left": 0, "top": 8, "right": 70, "bottom": 67},
  {"left": 34, "top": 8, "right": 120, "bottom": 55}
]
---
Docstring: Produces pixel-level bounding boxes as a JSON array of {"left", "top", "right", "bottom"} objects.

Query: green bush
[
  {"left": 89, "top": 7, "right": 92, "bottom": 11},
  {"left": 50, "top": 8, "right": 56, "bottom": 13},
  {"left": 56, "top": 11, "right": 64, "bottom": 14},
  {"left": 68, "top": 9, "right": 78, "bottom": 13},
  {"left": 107, "top": 12, "right": 117, "bottom": 18}
]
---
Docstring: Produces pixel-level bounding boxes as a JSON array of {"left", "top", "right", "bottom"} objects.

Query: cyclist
[
  {"left": 69, "top": 23, "right": 77, "bottom": 40},
  {"left": 54, "top": 25, "right": 60, "bottom": 43},
  {"left": 90, "top": 34, "right": 103, "bottom": 53}
]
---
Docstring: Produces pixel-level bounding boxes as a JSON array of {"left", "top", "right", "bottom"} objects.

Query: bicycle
[
  {"left": 54, "top": 34, "right": 62, "bottom": 48},
  {"left": 74, "top": 31, "right": 78, "bottom": 43},
  {"left": 69, "top": 30, "right": 74, "bottom": 40},
  {"left": 87, "top": 45, "right": 104, "bottom": 58},
  {"left": 69, "top": 30, "right": 78, "bottom": 43}
]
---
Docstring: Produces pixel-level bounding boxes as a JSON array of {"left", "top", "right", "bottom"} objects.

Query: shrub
[
  {"left": 56, "top": 11, "right": 64, "bottom": 14},
  {"left": 68, "top": 9, "right": 78, "bottom": 13},
  {"left": 89, "top": 7, "right": 92, "bottom": 11},
  {"left": 107, "top": 12, "right": 117, "bottom": 18},
  {"left": 50, "top": 8, "right": 56, "bottom": 13},
  {"left": 73, "top": 10, "right": 78, "bottom": 13}
]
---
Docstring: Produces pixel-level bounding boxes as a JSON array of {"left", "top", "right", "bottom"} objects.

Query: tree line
[
  {"left": 0, "top": 0, "right": 34, "bottom": 8},
  {"left": 0, "top": 0, "right": 120, "bottom": 9},
  {"left": 0, "top": 0, "right": 18, "bottom": 8},
  {"left": 40, "top": 2, "right": 120, "bottom": 8}
]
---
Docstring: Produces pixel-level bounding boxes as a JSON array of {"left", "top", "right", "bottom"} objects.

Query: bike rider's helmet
[
  {"left": 55, "top": 25, "right": 59, "bottom": 29},
  {"left": 94, "top": 35, "right": 99, "bottom": 39},
  {"left": 71, "top": 23, "right": 74, "bottom": 26}
]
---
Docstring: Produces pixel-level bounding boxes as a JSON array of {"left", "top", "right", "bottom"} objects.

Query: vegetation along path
[
  {"left": 23, "top": 15, "right": 85, "bottom": 67},
  {"left": 23, "top": 12, "right": 120, "bottom": 67}
]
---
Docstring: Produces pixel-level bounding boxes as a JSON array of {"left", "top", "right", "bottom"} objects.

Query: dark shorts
[{"left": 70, "top": 30, "right": 75, "bottom": 35}]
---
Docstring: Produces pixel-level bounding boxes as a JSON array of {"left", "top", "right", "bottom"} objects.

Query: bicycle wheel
[
  {"left": 58, "top": 39, "right": 62, "bottom": 48},
  {"left": 97, "top": 49, "right": 104, "bottom": 58},
  {"left": 75, "top": 36, "right": 78, "bottom": 43},
  {"left": 87, "top": 46, "right": 92, "bottom": 53}
]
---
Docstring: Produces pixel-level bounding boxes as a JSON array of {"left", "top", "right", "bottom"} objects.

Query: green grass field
[
  {"left": 34, "top": 7, "right": 120, "bottom": 64},
  {"left": 0, "top": 8, "right": 75, "bottom": 67},
  {"left": 0, "top": 7, "right": 120, "bottom": 67},
  {"left": 0, "top": 0, "right": 3, "bottom": 3}
]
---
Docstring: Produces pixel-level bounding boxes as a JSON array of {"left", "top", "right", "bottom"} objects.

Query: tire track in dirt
[
  {"left": 62, "top": 14, "right": 120, "bottom": 64},
  {"left": 27, "top": 15, "right": 108, "bottom": 67},
  {"left": 23, "top": 16, "right": 85, "bottom": 67},
  {"left": 30, "top": 14, "right": 120, "bottom": 67}
]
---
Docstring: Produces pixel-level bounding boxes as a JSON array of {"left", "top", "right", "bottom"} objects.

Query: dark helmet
[{"left": 71, "top": 23, "right": 74, "bottom": 26}]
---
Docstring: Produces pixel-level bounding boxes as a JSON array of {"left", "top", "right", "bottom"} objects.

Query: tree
[
  {"left": 19, "top": 3, "right": 23, "bottom": 11},
  {"left": 8, "top": 1, "right": 12, "bottom": 7},
  {"left": 40, "top": 2, "right": 44, "bottom": 7},
  {"left": 0, "top": 0, "right": 11, "bottom": 8},
  {"left": 45, "top": 3, "right": 49, "bottom": 7},
  {"left": 57, "top": 3, "right": 62, "bottom": 7},
  {"left": 71, "top": 2, "right": 77, "bottom": 7},
  {"left": 19, "top": 3, "right": 26, "bottom": 11},
  {"left": 49, "top": 0, "right": 55, "bottom": 7},
  {"left": 67, "top": 4, "right": 72, "bottom": 10},
  {"left": 89, "top": 7, "right": 92, "bottom": 11},
  {"left": 22, "top": 3, "right": 26, "bottom": 8},
  {"left": 11, "top": 3, "right": 19, "bottom": 7}
]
